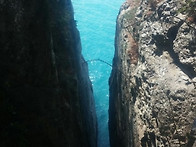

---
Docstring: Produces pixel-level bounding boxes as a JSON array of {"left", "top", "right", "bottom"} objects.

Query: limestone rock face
[
  {"left": 109, "top": 0, "right": 196, "bottom": 146},
  {"left": 0, "top": 0, "right": 97, "bottom": 147}
]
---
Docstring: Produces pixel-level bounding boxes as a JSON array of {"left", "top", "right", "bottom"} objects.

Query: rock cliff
[
  {"left": 109, "top": 0, "right": 196, "bottom": 146},
  {"left": 0, "top": 0, "right": 97, "bottom": 147}
]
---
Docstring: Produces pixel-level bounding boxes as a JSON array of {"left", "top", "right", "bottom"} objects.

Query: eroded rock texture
[
  {"left": 0, "top": 0, "right": 97, "bottom": 147},
  {"left": 109, "top": 0, "right": 196, "bottom": 146}
]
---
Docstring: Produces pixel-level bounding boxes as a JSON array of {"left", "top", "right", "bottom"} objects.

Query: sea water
[{"left": 72, "top": 0, "right": 124, "bottom": 146}]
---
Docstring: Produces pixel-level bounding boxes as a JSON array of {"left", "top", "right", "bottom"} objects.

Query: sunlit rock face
[
  {"left": 0, "top": 0, "right": 97, "bottom": 147},
  {"left": 109, "top": 0, "right": 196, "bottom": 146}
]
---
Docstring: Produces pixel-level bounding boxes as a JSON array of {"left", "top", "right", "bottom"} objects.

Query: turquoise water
[{"left": 72, "top": 0, "right": 123, "bottom": 146}]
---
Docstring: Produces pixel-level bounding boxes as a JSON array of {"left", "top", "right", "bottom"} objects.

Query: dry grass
[
  {"left": 127, "top": 0, "right": 141, "bottom": 8},
  {"left": 127, "top": 34, "right": 139, "bottom": 65}
]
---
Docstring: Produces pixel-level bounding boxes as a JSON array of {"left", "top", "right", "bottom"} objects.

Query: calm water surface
[{"left": 72, "top": 0, "right": 124, "bottom": 146}]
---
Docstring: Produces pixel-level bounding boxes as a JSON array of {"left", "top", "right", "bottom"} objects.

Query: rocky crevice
[{"left": 152, "top": 20, "right": 196, "bottom": 79}]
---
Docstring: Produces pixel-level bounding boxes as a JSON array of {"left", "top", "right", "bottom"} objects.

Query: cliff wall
[
  {"left": 109, "top": 0, "right": 196, "bottom": 146},
  {"left": 0, "top": 0, "right": 97, "bottom": 147}
]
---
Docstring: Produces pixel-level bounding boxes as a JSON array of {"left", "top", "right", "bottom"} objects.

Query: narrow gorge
[
  {"left": 109, "top": 0, "right": 196, "bottom": 146},
  {"left": 72, "top": 0, "right": 123, "bottom": 146},
  {"left": 1, "top": 0, "right": 196, "bottom": 147}
]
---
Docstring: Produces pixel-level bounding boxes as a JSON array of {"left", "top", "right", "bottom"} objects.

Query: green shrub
[{"left": 179, "top": 0, "right": 196, "bottom": 22}]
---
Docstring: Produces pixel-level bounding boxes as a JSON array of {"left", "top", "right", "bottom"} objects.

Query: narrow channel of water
[{"left": 72, "top": 0, "right": 123, "bottom": 146}]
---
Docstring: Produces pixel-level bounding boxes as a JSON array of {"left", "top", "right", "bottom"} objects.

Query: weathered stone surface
[
  {"left": 0, "top": 0, "right": 97, "bottom": 147},
  {"left": 109, "top": 0, "right": 196, "bottom": 146}
]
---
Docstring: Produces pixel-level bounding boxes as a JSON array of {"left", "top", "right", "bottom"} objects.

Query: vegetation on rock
[{"left": 179, "top": 0, "right": 196, "bottom": 23}]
